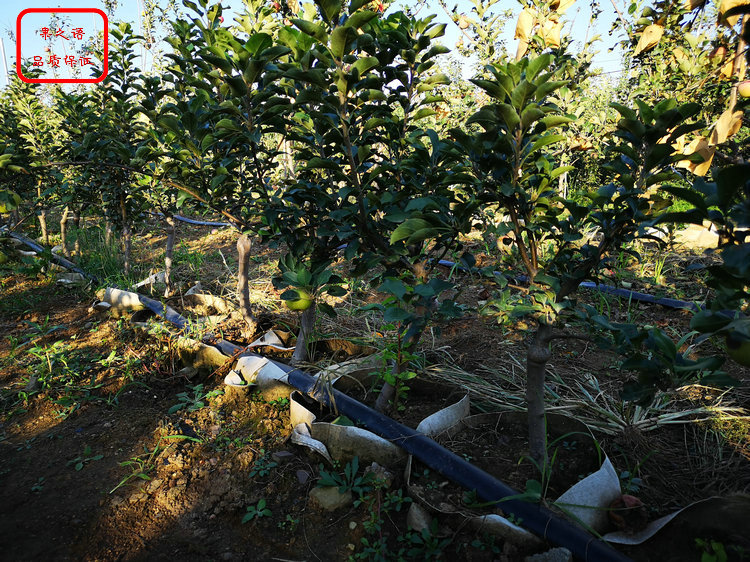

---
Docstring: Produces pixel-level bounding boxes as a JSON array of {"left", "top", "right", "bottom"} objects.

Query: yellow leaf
[
  {"left": 718, "top": 0, "right": 750, "bottom": 26},
  {"left": 515, "top": 8, "right": 537, "bottom": 41},
  {"left": 633, "top": 24, "right": 664, "bottom": 56},
  {"left": 719, "top": 58, "right": 734, "bottom": 79},
  {"left": 684, "top": 0, "right": 706, "bottom": 10},
  {"left": 676, "top": 136, "right": 715, "bottom": 176},
  {"left": 709, "top": 109, "right": 743, "bottom": 145},
  {"left": 540, "top": 19, "right": 563, "bottom": 48},
  {"left": 551, "top": 0, "right": 576, "bottom": 13},
  {"left": 672, "top": 47, "right": 688, "bottom": 62}
]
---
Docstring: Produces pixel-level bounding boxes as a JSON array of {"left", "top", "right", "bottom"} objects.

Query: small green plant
[
  {"left": 317, "top": 456, "right": 375, "bottom": 500},
  {"left": 695, "top": 538, "right": 728, "bottom": 562},
  {"left": 242, "top": 498, "right": 271, "bottom": 523},
  {"left": 249, "top": 450, "right": 278, "bottom": 478},
  {"left": 398, "top": 521, "right": 452, "bottom": 559},
  {"left": 168, "top": 383, "right": 223, "bottom": 414},
  {"left": 277, "top": 514, "right": 299, "bottom": 532},
  {"left": 31, "top": 476, "right": 45, "bottom": 493},
  {"left": 67, "top": 445, "right": 103, "bottom": 471},
  {"left": 110, "top": 440, "right": 167, "bottom": 494}
]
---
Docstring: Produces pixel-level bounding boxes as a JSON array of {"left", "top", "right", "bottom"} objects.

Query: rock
[
  {"left": 365, "top": 462, "right": 393, "bottom": 488},
  {"left": 309, "top": 486, "right": 353, "bottom": 511},
  {"left": 129, "top": 492, "right": 148, "bottom": 504},
  {"left": 272, "top": 450, "right": 295, "bottom": 464},
  {"left": 524, "top": 547, "right": 573, "bottom": 562},
  {"left": 406, "top": 503, "right": 432, "bottom": 532},
  {"left": 177, "top": 366, "right": 199, "bottom": 379},
  {"left": 296, "top": 470, "right": 310, "bottom": 484},
  {"left": 24, "top": 376, "right": 40, "bottom": 393},
  {"left": 146, "top": 479, "right": 163, "bottom": 494}
]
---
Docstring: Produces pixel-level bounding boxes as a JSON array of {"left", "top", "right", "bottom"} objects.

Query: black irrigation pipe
[
  {"left": 149, "top": 212, "right": 234, "bottom": 228},
  {"left": 272, "top": 359, "right": 633, "bottom": 562},
  {"left": 1, "top": 227, "right": 100, "bottom": 285},
  {"left": 436, "top": 259, "right": 701, "bottom": 312}
]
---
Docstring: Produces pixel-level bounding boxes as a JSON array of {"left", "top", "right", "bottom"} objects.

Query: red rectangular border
[{"left": 16, "top": 8, "right": 109, "bottom": 83}]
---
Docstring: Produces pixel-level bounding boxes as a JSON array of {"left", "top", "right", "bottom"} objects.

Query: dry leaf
[
  {"left": 684, "top": 0, "right": 706, "bottom": 9},
  {"left": 719, "top": 58, "right": 734, "bottom": 79},
  {"left": 676, "top": 136, "right": 715, "bottom": 176},
  {"left": 551, "top": 0, "right": 576, "bottom": 13},
  {"left": 718, "top": 0, "right": 750, "bottom": 26},
  {"left": 709, "top": 109, "right": 743, "bottom": 145},
  {"left": 634, "top": 24, "right": 664, "bottom": 55},
  {"left": 540, "top": 19, "right": 563, "bottom": 48},
  {"left": 570, "top": 137, "right": 594, "bottom": 151},
  {"left": 515, "top": 8, "right": 537, "bottom": 41}
]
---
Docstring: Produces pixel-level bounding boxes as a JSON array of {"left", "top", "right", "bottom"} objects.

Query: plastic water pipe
[{"left": 272, "top": 358, "right": 633, "bottom": 562}]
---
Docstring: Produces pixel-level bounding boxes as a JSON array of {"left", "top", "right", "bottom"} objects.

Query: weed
[
  {"left": 242, "top": 498, "right": 272, "bottom": 523},
  {"left": 168, "top": 383, "right": 223, "bottom": 415},
  {"left": 696, "top": 538, "right": 728, "bottom": 562},
  {"left": 16, "top": 437, "right": 36, "bottom": 451},
  {"left": 174, "top": 240, "right": 205, "bottom": 272},
  {"left": 398, "top": 521, "right": 452, "bottom": 559},
  {"left": 317, "top": 456, "right": 375, "bottom": 500},
  {"left": 249, "top": 450, "right": 278, "bottom": 478},
  {"left": 110, "top": 439, "right": 167, "bottom": 494},
  {"left": 277, "top": 514, "right": 299, "bottom": 532},
  {"left": 67, "top": 445, "right": 104, "bottom": 471},
  {"left": 31, "top": 476, "right": 45, "bottom": 493}
]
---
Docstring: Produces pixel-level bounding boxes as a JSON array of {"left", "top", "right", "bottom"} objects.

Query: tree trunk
[
  {"left": 37, "top": 182, "right": 48, "bottom": 245},
  {"left": 120, "top": 196, "right": 131, "bottom": 277},
  {"left": 105, "top": 219, "right": 114, "bottom": 247},
  {"left": 38, "top": 211, "right": 48, "bottom": 245},
  {"left": 60, "top": 206, "right": 71, "bottom": 258},
  {"left": 291, "top": 302, "right": 316, "bottom": 365},
  {"left": 374, "top": 315, "right": 427, "bottom": 413},
  {"left": 375, "top": 365, "right": 398, "bottom": 413},
  {"left": 73, "top": 209, "right": 81, "bottom": 256},
  {"left": 164, "top": 215, "right": 176, "bottom": 297},
  {"left": 526, "top": 322, "right": 553, "bottom": 466},
  {"left": 237, "top": 234, "right": 259, "bottom": 335}
]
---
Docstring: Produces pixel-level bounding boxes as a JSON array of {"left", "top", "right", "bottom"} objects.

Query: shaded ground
[{"left": 1, "top": 221, "right": 748, "bottom": 561}]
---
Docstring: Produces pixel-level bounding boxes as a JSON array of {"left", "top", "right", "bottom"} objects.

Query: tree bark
[
  {"left": 237, "top": 234, "right": 259, "bottom": 335},
  {"left": 104, "top": 218, "right": 114, "bottom": 247},
  {"left": 37, "top": 182, "right": 48, "bottom": 245},
  {"left": 73, "top": 208, "right": 81, "bottom": 256},
  {"left": 291, "top": 302, "right": 316, "bottom": 365},
  {"left": 164, "top": 214, "right": 176, "bottom": 297},
  {"left": 60, "top": 206, "right": 70, "bottom": 258},
  {"left": 120, "top": 196, "right": 131, "bottom": 277},
  {"left": 526, "top": 322, "right": 553, "bottom": 466}
]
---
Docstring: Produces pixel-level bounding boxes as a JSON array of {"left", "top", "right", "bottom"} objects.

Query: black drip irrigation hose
[
  {"left": 437, "top": 259, "right": 700, "bottom": 312},
  {"left": 271, "top": 359, "right": 633, "bottom": 562},
  {"left": 2, "top": 228, "right": 100, "bottom": 285},
  {"left": 150, "top": 212, "right": 234, "bottom": 228}
]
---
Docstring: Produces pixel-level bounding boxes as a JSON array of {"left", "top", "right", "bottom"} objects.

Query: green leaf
[
  {"left": 380, "top": 278, "right": 407, "bottom": 300},
  {"left": 315, "top": 0, "right": 342, "bottom": 23},
  {"left": 413, "top": 108, "right": 436, "bottom": 120},
  {"left": 345, "top": 10, "right": 377, "bottom": 29},
  {"left": 390, "top": 218, "right": 432, "bottom": 243},
  {"left": 292, "top": 19, "right": 329, "bottom": 42},
  {"left": 330, "top": 26, "right": 356, "bottom": 58},
  {"left": 158, "top": 116, "right": 182, "bottom": 134},
  {"left": 351, "top": 56, "right": 379, "bottom": 76},
  {"left": 525, "top": 54, "right": 551, "bottom": 81},
  {"left": 527, "top": 134, "right": 565, "bottom": 155}
]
